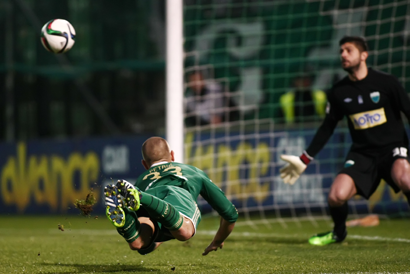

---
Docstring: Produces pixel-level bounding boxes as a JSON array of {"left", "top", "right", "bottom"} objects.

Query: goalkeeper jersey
[
  {"left": 306, "top": 68, "right": 410, "bottom": 157},
  {"left": 135, "top": 161, "right": 238, "bottom": 223}
]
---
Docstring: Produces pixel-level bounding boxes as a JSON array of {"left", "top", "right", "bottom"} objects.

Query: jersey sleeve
[
  {"left": 390, "top": 75, "right": 410, "bottom": 122},
  {"left": 305, "top": 90, "right": 342, "bottom": 157},
  {"left": 198, "top": 171, "right": 238, "bottom": 223}
]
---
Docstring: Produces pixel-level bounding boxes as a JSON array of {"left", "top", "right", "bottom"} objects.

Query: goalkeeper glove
[{"left": 279, "top": 152, "right": 312, "bottom": 185}]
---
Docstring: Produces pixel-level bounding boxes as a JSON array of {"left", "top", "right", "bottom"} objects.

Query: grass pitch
[{"left": 0, "top": 215, "right": 409, "bottom": 273}]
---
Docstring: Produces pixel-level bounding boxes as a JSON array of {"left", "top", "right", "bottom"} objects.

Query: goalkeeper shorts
[{"left": 338, "top": 146, "right": 408, "bottom": 199}]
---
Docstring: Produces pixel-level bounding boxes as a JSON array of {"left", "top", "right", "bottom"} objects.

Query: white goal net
[{"left": 177, "top": 0, "right": 410, "bottom": 224}]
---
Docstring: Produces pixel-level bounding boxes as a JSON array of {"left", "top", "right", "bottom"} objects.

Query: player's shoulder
[
  {"left": 172, "top": 162, "right": 203, "bottom": 173},
  {"left": 368, "top": 67, "right": 389, "bottom": 76},
  {"left": 327, "top": 76, "right": 349, "bottom": 97},
  {"left": 136, "top": 169, "right": 149, "bottom": 182},
  {"left": 368, "top": 67, "right": 399, "bottom": 82}
]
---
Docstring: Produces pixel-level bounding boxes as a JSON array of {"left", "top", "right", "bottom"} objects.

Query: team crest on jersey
[
  {"left": 370, "top": 91, "right": 380, "bottom": 103},
  {"left": 326, "top": 102, "right": 330, "bottom": 114},
  {"left": 344, "top": 160, "right": 355, "bottom": 168},
  {"left": 349, "top": 107, "right": 387, "bottom": 130}
]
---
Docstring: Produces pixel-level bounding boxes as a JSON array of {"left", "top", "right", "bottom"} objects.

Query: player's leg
[
  {"left": 151, "top": 185, "right": 199, "bottom": 241},
  {"left": 127, "top": 217, "right": 156, "bottom": 250},
  {"left": 117, "top": 180, "right": 182, "bottom": 231},
  {"left": 119, "top": 182, "right": 196, "bottom": 240},
  {"left": 328, "top": 174, "right": 357, "bottom": 236},
  {"left": 390, "top": 158, "right": 410, "bottom": 206},
  {"left": 143, "top": 186, "right": 199, "bottom": 241},
  {"left": 309, "top": 174, "right": 356, "bottom": 246},
  {"left": 168, "top": 214, "right": 196, "bottom": 241},
  {"left": 105, "top": 184, "right": 152, "bottom": 250}
]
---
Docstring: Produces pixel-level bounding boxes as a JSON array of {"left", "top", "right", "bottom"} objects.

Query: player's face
[{"left": 339, "top": 42, "right": 361, "bottom": 72}]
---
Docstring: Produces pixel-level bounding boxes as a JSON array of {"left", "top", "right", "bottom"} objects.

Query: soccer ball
[{"left": 40, "top": 19, "right": 76, "bottom": 54}]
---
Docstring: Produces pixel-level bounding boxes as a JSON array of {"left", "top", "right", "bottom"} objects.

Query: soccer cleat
[
  {"left": 308, "top": 231, "right": 347, "bottom": 246},
  {"left": 116, "top": 179, "right": 135, "bottom": 195},
  {"left": 104, "top": 184, "right": 125, "bottom": 227},
  {"left": 116, "top": 179, "right": 141, "bottom": 211}
]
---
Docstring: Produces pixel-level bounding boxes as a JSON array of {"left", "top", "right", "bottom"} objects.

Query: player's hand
[
  {"left": 279, "top": 155, "right": 307, "bottom": 185},
  {"left": 202, "top": 241, "right": 224, "bottom": 256}
]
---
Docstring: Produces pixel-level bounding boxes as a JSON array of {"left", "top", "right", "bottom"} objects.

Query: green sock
[
  {"left": 140, "top": 193, "right": 183, "bottom": 231},
  {"left": 116, "top": 208, "right": 140, "bottom": 243}
]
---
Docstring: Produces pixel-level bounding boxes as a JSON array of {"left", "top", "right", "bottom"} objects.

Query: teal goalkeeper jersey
[{"left": 135, "top": 162, "right": 238, "bottom": 223}]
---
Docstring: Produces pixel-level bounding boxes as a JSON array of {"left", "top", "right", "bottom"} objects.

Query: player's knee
[
  {"left": 171, "top": 227, "right": 195, "bottom": 241},
  {"left": 170, "top": 217, "right": 195, "bottom": 241},
  {"left": 172, "top": 231, "right": 192, "bottom": 241},
  {"left": 128, "top": 240, "right": 144, "bottom": 251},
  {"left": 397, "top": 174, "right": 410, "bottom": 192},
  {"left": 328, "top": 192, "right": 347, "bottom": 206}
]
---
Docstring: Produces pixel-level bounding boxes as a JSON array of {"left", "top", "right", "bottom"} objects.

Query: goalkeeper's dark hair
[{"left": 339, "top": 36, "right": 369, "bottom": 52}]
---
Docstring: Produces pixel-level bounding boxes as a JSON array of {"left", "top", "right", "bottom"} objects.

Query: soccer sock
[
  {"left": 116, "top": 208, "right": 141, "bottom": 243},
  {"left": 140, "top": 193, "right": 183, "bottom": 231},
  {"left": 403, "top": 191, "right": 410, "bottom": 207},
  {"left": 329, "top": 202, "right": 348, "bottom": 239}
]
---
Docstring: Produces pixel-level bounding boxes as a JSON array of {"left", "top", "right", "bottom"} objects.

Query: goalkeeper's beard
[{"left": 342, "top": 59, "right": 361, "bottom": 75}]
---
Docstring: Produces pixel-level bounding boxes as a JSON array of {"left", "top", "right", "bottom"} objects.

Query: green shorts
[{"left": 137, "top": 185, "right": 201, "bottom": 255}]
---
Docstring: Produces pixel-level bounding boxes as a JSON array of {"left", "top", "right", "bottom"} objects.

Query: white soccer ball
[{"left": 40, "top": 19, "right": 76, "bottom": 54}]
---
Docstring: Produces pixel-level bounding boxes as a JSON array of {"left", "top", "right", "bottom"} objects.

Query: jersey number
[{"left": 143, "top": 166, "right": 183, "bottom": 181}]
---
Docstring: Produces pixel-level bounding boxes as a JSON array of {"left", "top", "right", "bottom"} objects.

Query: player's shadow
[{"left": 39, "top": 262, "right": 157, "bottom": 273}]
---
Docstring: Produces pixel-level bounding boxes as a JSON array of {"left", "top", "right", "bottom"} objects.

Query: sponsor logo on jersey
[
  {"left": 344, "top": 160, "right": 355, "bottom": 168},
  {"left": 349, "top": 107, "right": 387, "bottom": 130},
  {"left": 344, "top": 98, "right": 352, "bottom": 103},
  {"left": 358, "top": 95, "right": 363, "bottom": 104},
  {"left": 370, "top": 91, "right": 380, "bottom": 103}
]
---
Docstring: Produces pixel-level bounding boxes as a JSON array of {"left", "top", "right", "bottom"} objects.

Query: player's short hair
[{"left": 339, "top": 36, "right": 369, "bottom": 52}]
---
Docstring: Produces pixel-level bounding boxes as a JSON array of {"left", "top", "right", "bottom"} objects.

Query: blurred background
[
  {"left": 1, "top": 0, "right": 409, "bottom": 220},
  {"left": 1, "top": 0, "right": 166, "bottom": 140}
]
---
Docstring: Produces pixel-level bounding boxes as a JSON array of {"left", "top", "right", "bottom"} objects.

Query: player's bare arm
[{"left": 202, "top": 217, "right": 235, "bottom": 256}]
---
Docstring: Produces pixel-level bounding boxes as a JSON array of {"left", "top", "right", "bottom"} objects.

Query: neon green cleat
[
  {"left": 308, "top": 231, "right": 346, "bottom": 246},
  {"left": 104, "top": 184, "right": 126, "bottom": 227},
  {"left": 124, "top": 188, "right": 141, "bottom": 211},
  {"left": 116, "top": 180, "right": 141, "bottom": 211}
]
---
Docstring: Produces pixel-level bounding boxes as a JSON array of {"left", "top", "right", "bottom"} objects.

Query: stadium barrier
[{"left": 0, "top": 130, "right": 407, "bottom": 216}]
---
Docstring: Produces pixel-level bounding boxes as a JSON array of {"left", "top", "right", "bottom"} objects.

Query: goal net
[{"left": 181, "top": 0, "right": 410, "bottom": 224}]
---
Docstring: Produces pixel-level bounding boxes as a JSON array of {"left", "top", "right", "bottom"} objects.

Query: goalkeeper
[
  {"left": 104, "top": 137, "right": 238, "bottom": 255},
  {"left": 280, "top": 36, "right": 410, "bottom": 246}
]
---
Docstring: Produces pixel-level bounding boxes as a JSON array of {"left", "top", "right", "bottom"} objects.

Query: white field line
[
  {"left": 196, "top": 231, "right": 410, "bottom": 243},
  {"left": 36, "top": 228, "right": 410, "bottom": 243}
]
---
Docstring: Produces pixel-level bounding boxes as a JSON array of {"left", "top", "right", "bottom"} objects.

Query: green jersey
[{"left": 135, "top": 161, "right": 238, "bottom": 223}]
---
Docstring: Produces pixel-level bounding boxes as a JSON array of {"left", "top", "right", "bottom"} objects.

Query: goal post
[{"left": 166, "top": 0, "right": 184, "bottom": 162}]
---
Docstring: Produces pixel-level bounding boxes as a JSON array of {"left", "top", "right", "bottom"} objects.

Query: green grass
[{"left": 0, "top": 215, "right": 409, "bottom": 273}]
